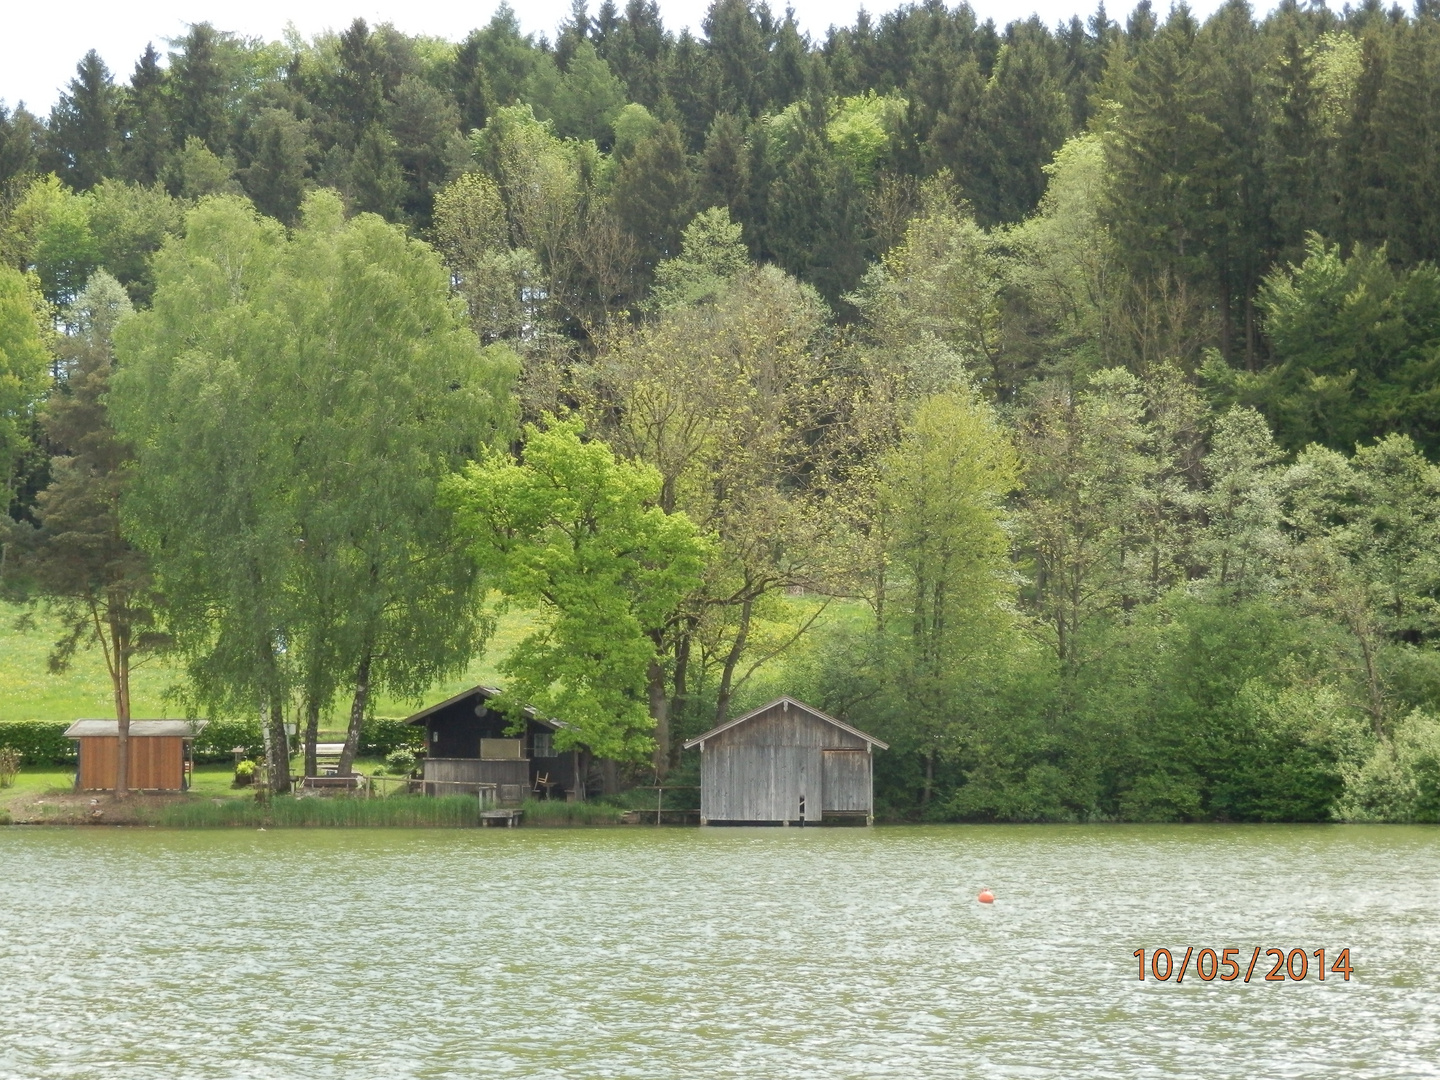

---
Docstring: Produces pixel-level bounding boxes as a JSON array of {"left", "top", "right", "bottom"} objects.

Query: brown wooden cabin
[
  {"left": 64, "top": 720, "right": 207, "bottom": 792},
  {"left": 684, "top": 697, "right": 888, "bottom": 825},
  {"left": 404, "top": 687, "right": 587, "bottom": 805}
]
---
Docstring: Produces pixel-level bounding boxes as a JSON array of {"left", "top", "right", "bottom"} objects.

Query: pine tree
[
  {"left": 13, "top": 273, "right": 159, "bottom": 796},
  {"left": 970, "top": 20, "right": 1072, "bottom": 226},
  {"left": 613, "top": 121, "right": 695, "bottom": 276},
  {"left": 697, "top": 112, "right": 750, "bottom": 224},
  {"left": 166, "top": 24, "right": 233, "bottom": 155},
  {"left": 0, "top": 104, "right": 44, "bottom": 188},
  {"left": 47, "top": 51, "right": 121, "bottom": 191},
  {"left": 118, "top": 44, "right": 170, "bottom": 186},
  {"left": 1267, "top": 27, "right": 1330, "bottom": 267},
  {"left": 703, "top": 0, "right": 773, "bottom": 118}
]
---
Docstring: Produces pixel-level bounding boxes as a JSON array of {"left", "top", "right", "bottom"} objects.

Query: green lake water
[{"left": 0, "top": 824, "right": 1436, "bottom": 1079}]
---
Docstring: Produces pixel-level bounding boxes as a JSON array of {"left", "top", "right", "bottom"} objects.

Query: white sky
[{"left": 5, "top": 0, "right": 1251, "bottom": 116}]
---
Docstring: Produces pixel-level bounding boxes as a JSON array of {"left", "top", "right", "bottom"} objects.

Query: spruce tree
[{"left": 47, "top": 51, "right": 121, "bottom": 191}]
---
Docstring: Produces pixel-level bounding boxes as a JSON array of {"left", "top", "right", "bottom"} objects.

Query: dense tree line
[{"left": 4, "top": 0, "right": 1440, "bottom": 817}]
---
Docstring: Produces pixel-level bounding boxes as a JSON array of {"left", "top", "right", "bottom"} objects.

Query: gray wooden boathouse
[{"left": 684, "top": 697, "right": 888, "bottom": 825}]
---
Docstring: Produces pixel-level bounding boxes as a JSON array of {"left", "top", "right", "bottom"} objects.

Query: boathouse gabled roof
[
  {"left": 683, "top": 696, "right": 889, "bottom": 750},
  {"left": 401, "top": 685, "right": 566, "bottom": 730},
  {"left": 64, "top": 720, "right": 207, "bottom": 738}
]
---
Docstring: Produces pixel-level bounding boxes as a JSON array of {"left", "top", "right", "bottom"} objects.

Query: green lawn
[{"left": 0, "top": 600, "right": 537, "bottom": 724}]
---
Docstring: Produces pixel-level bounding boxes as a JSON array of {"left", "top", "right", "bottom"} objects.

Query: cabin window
[
  {"left": 532, "top": 732, "right": 554, "bottom": 758},
  {"left": 480, "top": 738, "right": 524, "bottom": 760}
]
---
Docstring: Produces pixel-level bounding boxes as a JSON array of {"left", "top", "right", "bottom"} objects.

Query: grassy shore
[{"left": 0, "top": 758, "right": 629, "bottom": 826}]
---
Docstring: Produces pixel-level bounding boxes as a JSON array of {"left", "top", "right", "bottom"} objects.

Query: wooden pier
[{"left": 480, "top": 808, "right": 524, "bottom": 827}]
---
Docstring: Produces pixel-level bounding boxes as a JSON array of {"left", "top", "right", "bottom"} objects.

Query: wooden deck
[{"left": 480, "top": 808, "right": 524, "bottom": 827}]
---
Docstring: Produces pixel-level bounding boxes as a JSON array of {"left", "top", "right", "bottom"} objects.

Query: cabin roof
[
  {"left": 401, "top": 685, "right": 564, "bottom": 731},
  {"left": 64, "top": 719, "right": 208, "bottom": 739},
  {"left": 683, "top": 696, "right": 889, "bottom": 750}
]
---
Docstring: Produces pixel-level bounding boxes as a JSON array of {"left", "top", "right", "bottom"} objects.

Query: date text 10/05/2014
[{"left": 1133, "top": 947, "right": 1352, "bottom": 983}]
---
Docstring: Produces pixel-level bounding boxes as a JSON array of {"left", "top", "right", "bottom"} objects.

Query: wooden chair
[{"left": 533, "top": 772, "right": 553, "bottom": 799}]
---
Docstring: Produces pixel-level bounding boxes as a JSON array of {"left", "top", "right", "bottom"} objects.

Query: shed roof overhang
[
  {"left": 401, "top": 685, "right": 566, "bottom": 732},
  {"left": 683, "top": 696, "right": 889, "bottom": 750},
  {"left": 64, "top": 719, "right": 208, "bottom": 739}
]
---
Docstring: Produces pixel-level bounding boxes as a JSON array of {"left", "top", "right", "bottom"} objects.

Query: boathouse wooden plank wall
[{"left": 686, "top": 698, "right": 885, "bottom": 825}]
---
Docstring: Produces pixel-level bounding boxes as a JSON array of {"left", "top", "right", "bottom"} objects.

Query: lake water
[{"left": 0, "top": 824, "right": 1436, "bottom": 1079}]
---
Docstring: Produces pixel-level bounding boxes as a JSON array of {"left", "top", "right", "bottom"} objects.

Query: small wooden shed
[
  {"left": 404, "top": 686, "right": 589, "bottom": 804},
  {"left": 684, "top": 697, "right": 888, "bottom": 825},
  {"left": 65, "top": 720, "right": 207, "bottom": 792}
]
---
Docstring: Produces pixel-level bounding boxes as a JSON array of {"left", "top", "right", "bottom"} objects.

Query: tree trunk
[
  {"left": 575, "top": 747, "right": 591, "bottom": 801},
  {"left": 649, "top": 656, "right": 670, "bottom": 782},
  {"left": 667, "top": 629, "right": 692, "bottom": 773},
  {"left": 266, "top": 698, "right": 291, "bottom": 794},
  {"left": 112, "top": 609, "right": 132, "bottom": 798},
  {"left": 921, "top": 746, "right": 935, "bottom": 809},
  {"left": 338, "top": 650, "right": 372, "bottom": 777},
  {"left": 302, "top": 697, "right": 321, "bottom": 780},
  {"left": 714, "top": 596, "right": 754, "bottom": 726}
]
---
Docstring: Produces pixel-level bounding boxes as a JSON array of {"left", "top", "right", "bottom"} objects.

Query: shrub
[
  {"left": 0, "top": 746, "right": 20, "bottom": 787},
  {"left": 361, "top": 718, "right": 423, "bottom": 758},
  {"left": 385, "top": 748, "right": 417, "bottom": 776},
  {"left": 0, "top": 720, "right": 74, "bottom": 766},
  {"left": 1336, "top": 710, "right": 1440, "bottom": 823},
  {"left": 192, "top": 718, "right": 263, "bottom": 763},
  {"left": 233, "top": 759, "right": 257, "bottom": 787}
]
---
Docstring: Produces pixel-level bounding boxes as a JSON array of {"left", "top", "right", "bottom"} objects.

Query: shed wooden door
[
  {"left": 821, "top": 749, "right": 871, "bottom": 813},
  {"left": 702, "top": 744, "right": 822, "bottom": 822},
  {"left": 77, "top": 737, "right": 184, "bottom": 790}
]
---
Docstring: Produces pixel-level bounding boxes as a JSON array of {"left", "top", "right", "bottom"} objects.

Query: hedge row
[
  {"left": 195, "top": 716, "right": 423, "bottom": 762},
  {"left": 0, "top": 715, "right": 423, "bottom": 767},
  {"left": 0, "top": 721, "right": 75, "bottom": 766}
]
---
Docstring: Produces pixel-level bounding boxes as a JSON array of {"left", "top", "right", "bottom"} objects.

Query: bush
[
  {"left": 384, "top": 748, "right": 417, "bottom": 776},
  {"left": 233, "top": 759, "right": 256, "bottom": 787},
  {"left": 0, "top": 720, "right": 74, "bottom": 766},
  {"left": 191, "top": 718, "right": 263, "bottom": 763},
  {"left": 0, "top": 746, "right": 20, "bottom": 787},
  {"left": 1336, "top": 710, "right": 1440, "bottom": 823},
  {"left": 361, "top": 718, "right": 423, "bottom": 757}
]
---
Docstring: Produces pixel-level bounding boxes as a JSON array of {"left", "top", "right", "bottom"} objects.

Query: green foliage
[
  {"left": 1336, "top": 709, "right": 1440, "bottom": 823},
  {"left": 0, "top": 720, "right": 74, "bottom": 766},
  {"left": 445, "top": 418, "right": 709, "bottom": 762},
  {"left": 232, "top": 758, "right": 256, "bottom": 785},
  {"left": 0, "top": 265, "right": 50, "bottom": 502},
  {"left": 191, "top": 718, "right": 263, "bottom": 763},
  {"left": 1220, "top": 237, "right": 1440, "bottom": 457},
  {"left": 384, "top": 747, "right": 417, "bottom": 776},
  {"left": 0, "top": 746, "right": 21, "bottom": 787},
  {"left": 648, "top": 206, "right": 749, "bottom": 310},
  {"left": 361, "top": 718, "right": 424, "bottom": 758}
]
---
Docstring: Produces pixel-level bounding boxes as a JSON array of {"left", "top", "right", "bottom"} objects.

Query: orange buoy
[{"left": 978, "top": 888, "right": 995, "bottom": 904}]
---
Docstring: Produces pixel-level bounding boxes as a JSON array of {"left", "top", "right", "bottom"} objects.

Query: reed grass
[
  {"left": 151, "top": 793, "right": 481, "bottom": 828},
  {"left": 519, "top": 797, "right": 625, "bottom": 825}
]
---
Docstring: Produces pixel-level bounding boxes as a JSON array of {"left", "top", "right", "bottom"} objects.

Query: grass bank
[{"left": 1, "top": 599, "right": 536, "bottom": 723}]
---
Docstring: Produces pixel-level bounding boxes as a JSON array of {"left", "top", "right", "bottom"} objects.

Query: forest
[{"left": 3, "top": 0, "right": 1440, "bottom": 822}]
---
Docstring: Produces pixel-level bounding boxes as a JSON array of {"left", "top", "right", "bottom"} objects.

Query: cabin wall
[
  {"left": 77, "top": 736, "right": 185, "bottom": 791},
  {"left": 419, "top": 695, "right": 580, "bottom": 795},
  {"left": 699, "top": 705, "right": 874, "bottom": 823},
  {"left": 423, "top": 757, "right": 529, "bottom": 804}
]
